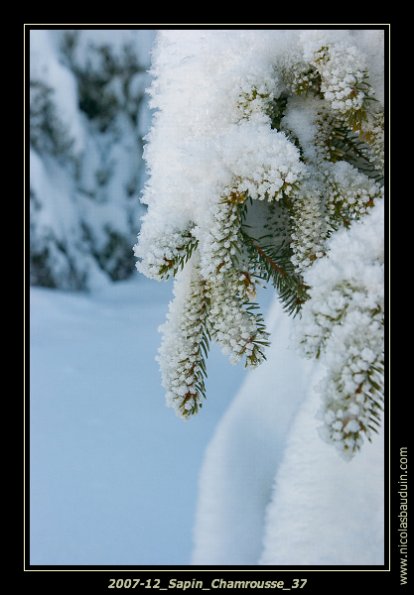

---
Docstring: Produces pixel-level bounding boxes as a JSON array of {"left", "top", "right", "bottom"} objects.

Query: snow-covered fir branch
[
  {"left": 297, "top": 201, "right": 384, "bottom": 458},
  {"left": 135, "top": 30, "right": 384, "bottom": 457},
  {"left": 324, "top": 161, "right": 383, "bottom": 227},
  {"left": 197, "top": 196, "right": 245, "bottom": 282},
  {"left": 157, "top": 258, "right": 210, "bottom": 418},
  {"left": 134, "top": 225, "right": 198, "bottom": 280},
  {"left": 290, "top": 179, "right": 328, "bottom": 274},
  {"left": 209, "top": 271, "right": 269, "bottom": 367},
  {"left": 305, "top": 38, "right": 370, "bottom": 132}
]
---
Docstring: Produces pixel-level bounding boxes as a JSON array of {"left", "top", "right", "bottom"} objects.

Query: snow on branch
[{"left": 135, "top": 30, "right": 384, "bottom": 457}]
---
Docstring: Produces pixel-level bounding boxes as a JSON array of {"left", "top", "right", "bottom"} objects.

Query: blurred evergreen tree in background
[{"left": 30, "top": 30, "right": 154, "bottom": 289}]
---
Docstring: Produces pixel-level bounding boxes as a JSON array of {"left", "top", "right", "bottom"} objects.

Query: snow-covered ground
[
  {"left": 31, "top": 279, "right": 383, "bottom": 566},
  {"left": 30, "top": 278, "right": 267, "bottom": 565}
]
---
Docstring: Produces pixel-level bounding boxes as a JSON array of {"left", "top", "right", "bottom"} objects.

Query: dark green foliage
[
  {"left": 30, "top": 31, "right": 151, "bottom": 290},
  {"left": 241, "top": 227, "right": 308, "bottom": 316},
  {"left": 30, "top": 247, "right": 59, "bottom": 288},
  {"left": 61, "top": 32, "right": 146, "bottom": 133},
  {"left": 242, "top": 301, "right": 270, "bottom": 367},
  {"left": 267, "top": 94, "right": 288, "bottom": 130},
  {"left": 30, "top": 81, "right": 74, "bottom": 161},
  {"left": 93, "top": 227, "right": 136, "bottom": 281},
  {"left": 316, "top": 110, "right": 382, "bottom": 182}
]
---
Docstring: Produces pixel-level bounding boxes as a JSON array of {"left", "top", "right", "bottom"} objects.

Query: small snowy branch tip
[
  {"left": 135, "top": 30, "right": 384, "bottom": 457},
  {"left": 297, "top": 201, "right": 384, "bottom": 458},
  {"left": 157, "top": 258, "right": 210, "bottom": 418}
]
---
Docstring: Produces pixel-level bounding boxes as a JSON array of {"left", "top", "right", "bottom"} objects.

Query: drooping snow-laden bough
[{"left": 134, "top": 30, "right": 384, "bottom": 459}]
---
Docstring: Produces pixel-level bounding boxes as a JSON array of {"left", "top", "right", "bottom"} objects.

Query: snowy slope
[
  {"left": 30, "top": 279, "right": 261, "bottom": 565},
  {"left": 192, "top": 299, "right": 384, "bottom": 565},
  {"left": 192, "top": 299, "right": 314, "bottom": 565},
  {"left": 260, "top": 365, "right": 384, "bottom": 565}
]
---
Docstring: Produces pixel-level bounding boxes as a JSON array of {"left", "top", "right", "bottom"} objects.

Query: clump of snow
[
  {"left": 282, "top": 95, "right": 321, "bottom": 162},
  {"left": 135, "top": 31, "right": 305, "bottom": 274},
  {"left": 136, "top": 28, "right": 384, "bottom": 288}
]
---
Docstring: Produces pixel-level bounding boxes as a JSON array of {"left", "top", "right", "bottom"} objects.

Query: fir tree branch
[
  {"left": 158, "top": 264, "right": 211, "bottom": 418},
  {"left": 158, "top": 231, "right": 199, "bottom": 279},
  {"left": 249, "top": 237, "right": 287, "bottom": 277},
  {"left": 240, "top": 228, "right": 309, "bottom": 315}
]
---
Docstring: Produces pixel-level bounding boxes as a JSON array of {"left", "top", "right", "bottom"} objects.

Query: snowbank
[{"left": 193, "top": 299, "right": 384, "bottom": 565}]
